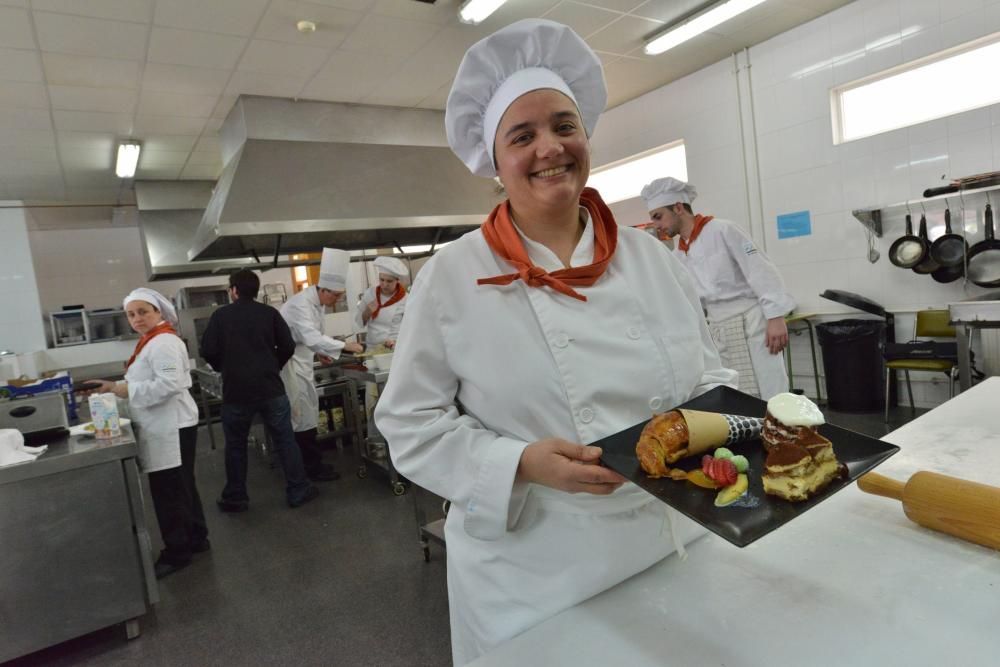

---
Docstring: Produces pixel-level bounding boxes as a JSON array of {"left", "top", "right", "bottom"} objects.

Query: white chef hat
[
  {"left": 373, "top": 256, "right": 408, "bottom": 280},
  {"left": 445, "top": 18, "right": 607, "bottom": 178},
  {"left": 641, "top": 177, "right": 698, "bottom": 212},
  {"left": 123, "top": 287, "right": 177, "bottom": 325},
  {"left": 318, "top": 248, "right": 350, "bottom": 291}
]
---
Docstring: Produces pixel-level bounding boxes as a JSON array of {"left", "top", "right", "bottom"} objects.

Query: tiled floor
[{"left": 8, "top": 403, "right": 926, "bottom": 666}]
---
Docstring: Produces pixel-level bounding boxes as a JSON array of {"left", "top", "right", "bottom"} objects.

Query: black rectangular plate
[{"left": 597, "top": 386, "right": 900, "bottom": 547}]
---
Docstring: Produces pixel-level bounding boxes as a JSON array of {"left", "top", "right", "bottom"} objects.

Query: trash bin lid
[{"left": 819, "top": 289, "right": 887, "bottom": 318}]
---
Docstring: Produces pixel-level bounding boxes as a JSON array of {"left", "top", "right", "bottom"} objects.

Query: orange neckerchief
[
  {"left": 477, "top": 188, "right": 618, "bottom": 302},
  {"left": 371, "top": 283, "right": 406, "bottom": 320},
  {"left": 677, "top": 214, "right": 714, "bottom": 254},
  {"left": 125, "top": 321, "right": 177, "bottom": 369}
]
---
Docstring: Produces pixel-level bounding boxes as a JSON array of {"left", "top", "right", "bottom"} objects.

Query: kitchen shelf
[{"left": 853, "top": 181, "right": 1000, "bottom": 238}]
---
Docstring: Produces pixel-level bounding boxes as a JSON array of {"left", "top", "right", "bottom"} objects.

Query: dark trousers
[
  {"left": 221, "top": 394, "right": 311, "bottom": 504},
  {"left": 294, "top": 428, "right": 325, "bottom": 476},
  {"left": 148, "top": 426, "right": 204, "bottom": 564}
]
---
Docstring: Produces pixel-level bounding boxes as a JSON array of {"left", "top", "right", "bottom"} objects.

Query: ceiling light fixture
[
  {"left": 458, "top": 0, "right": 508, "bottom": 26},
  {"left": 644, "top": 0, "right": 768, "bottom": 56},
  {"left": 115, "top": 141, "right": 141, "bottom": 179},
  {"left": 297, "top": 20, "right": 316, "bottom": 33}
]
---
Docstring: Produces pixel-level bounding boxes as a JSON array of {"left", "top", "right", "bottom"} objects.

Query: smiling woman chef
[{"left": 375, "top": 19, "right": 737, "bottom": 665}]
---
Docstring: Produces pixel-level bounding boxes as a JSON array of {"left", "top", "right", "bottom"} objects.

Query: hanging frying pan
[
  {"left": 967, "top": 203, "right": 1000, "bottom": 288},
  {"left": 931, "top": 260, "right": 963, "bottom": 283},
  {"left": 929, "top": 206, "right": 967, "bottom": 267},
  {"left": 888, "top": 213, "right": 927, "bottom": 268},
  {"left": 912, "top": 215, "right": 940, "bottom": 275}
]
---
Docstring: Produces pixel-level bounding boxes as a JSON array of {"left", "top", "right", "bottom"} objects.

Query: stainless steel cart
[
  {"left": 412, "top": 484, "right": 448, "bottom": 562},
  {"left": 340, "top": 365, "right": 407, "bottom": 496}
]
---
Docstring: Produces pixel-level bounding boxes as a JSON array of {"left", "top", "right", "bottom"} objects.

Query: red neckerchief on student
[
  {"left": 371, "top": 283, "right": 405, "bottom": 320},
  {"left": 477, "top": 187, "right": 618, "bottom": 302},
  {"left": 677, "top": 214, "right": 714, "bottom": 254},
  {"left": 125, "top": 321, "right": 176, "bottom": 369}
]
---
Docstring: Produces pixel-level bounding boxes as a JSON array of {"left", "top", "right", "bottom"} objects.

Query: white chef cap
[
  {"left": 641, "top": 177, "right": 698, "bottom": 212},
  {"left": 123, "top": 287, "right": 177, "bottom": 325},
  {"left": 445, "top": 18, "right": 607, "bottom": 178},
  {"left": 318, "top": 247, "right": 350, "bottom": 291},
  {"left": 373, "top": 256, "right": 408, "bottom": 280}
]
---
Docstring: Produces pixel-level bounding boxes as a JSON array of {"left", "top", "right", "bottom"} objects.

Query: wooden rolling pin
[{"left": 858, "top": 472, "right": 1000, "bottom": 550}]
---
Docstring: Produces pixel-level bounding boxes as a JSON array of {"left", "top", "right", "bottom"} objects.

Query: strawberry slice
[{"left": 702, "top": 456, "right": 738, "bottom": 486}]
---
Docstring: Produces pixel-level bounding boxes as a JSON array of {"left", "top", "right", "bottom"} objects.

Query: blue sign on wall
[{"left": 776, "top": 210, "right": 812, "bottom": 239}]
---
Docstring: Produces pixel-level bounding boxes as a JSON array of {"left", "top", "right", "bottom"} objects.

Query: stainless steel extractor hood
[
  {"left": 136, "top": 181, "right": 256, "bottom": 280},
  {"left": 189, "top": 96, "right": 501, "bottom": 261}
]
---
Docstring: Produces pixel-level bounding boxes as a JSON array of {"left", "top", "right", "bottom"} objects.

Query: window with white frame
[
  {"left": 832, "top": 31, "right": 1000, "bottom": 144},
  {"left": 586, "top": 141, "right": 687, "bottom": 204}
]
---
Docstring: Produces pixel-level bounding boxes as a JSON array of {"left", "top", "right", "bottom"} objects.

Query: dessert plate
[{"left": 596, "top": 386, "right": 899, "bottom": 547}]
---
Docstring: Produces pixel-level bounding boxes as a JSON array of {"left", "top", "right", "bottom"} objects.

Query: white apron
[
  {"left": 376, "top": 216, "right": 737, "bottom": 665},
  {"left": 280, "top": 287, "right": 346, "bottom": 432},
  {"left": 123, "top": 331, "right": 198, "bottom": 473},
  {"left": 706, "top": 300, "right": 788, "bottom": 399}
]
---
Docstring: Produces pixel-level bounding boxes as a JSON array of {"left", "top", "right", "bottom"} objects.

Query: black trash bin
[{"left": 817, "top": 290, "right": 896, "bottom": 413}]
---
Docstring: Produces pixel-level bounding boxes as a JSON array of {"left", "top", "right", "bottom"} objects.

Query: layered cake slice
[{"left": 761, "top": 393, "right": 847, "bottom": 502}]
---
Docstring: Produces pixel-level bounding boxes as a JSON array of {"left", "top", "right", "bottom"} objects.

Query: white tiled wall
[
  {"left": 27, "top": 225, "right": 295, "bottom": 316},
  {"left": 0, "top": 204, "right": 46, "bottom": 353},
  {"left": 591, "top": 0, "right": 1000, "bottom": 408}
]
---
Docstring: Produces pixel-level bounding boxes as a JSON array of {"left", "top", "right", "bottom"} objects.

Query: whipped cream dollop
[{"left": 767, "top": 392, "right": 825, "bottom": 427}]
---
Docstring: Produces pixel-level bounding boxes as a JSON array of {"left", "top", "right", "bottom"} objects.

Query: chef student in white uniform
[
  {"left": 354, "top": 255, "right": 408, "bottom": 348},
  {"left": 375, "top": 19, "right": 737, "bottom": 666},
  {"left": 642, "top": 177, "right": 795, "bottom": 400},
  {"left": 88, "top": 288, "right": 207, "bottom": 579},
  {"left": 281, "top": 248, "right": 363, "bottom": 481}
]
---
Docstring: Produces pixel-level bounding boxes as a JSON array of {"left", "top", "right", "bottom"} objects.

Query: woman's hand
[
  {"left": 384, "top": 339, "right": 395, "bottom": 350},
  {"left": 765, "top": 317, "right": 789, "bottom": 355},
  {"left": 343, "top": 342, "right": 364, "bottom": 355},
  {"left": 517, "top": 438, "right": 626, "bottom": 495}
]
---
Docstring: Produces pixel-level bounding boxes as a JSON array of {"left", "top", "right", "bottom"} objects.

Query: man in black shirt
[{"left": 201, "top": 270, "right": 318, "bottom": 510}]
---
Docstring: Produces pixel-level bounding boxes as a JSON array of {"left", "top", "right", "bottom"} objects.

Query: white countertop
[{"left": 471, "top": 378, "right": 1000, "bottom": 666}]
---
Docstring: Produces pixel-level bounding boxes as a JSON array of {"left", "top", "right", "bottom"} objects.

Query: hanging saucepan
[
  {"left": 967, "top": 203, "right": 1000, "bottom": 288},
  {"left": 912, "top": 215, "right": 940, "bottom": 275},
  {"left": 929, "top": 206, "right": 968, "bottom": 267},
  {"left": 888, "top": 213, "right": 928, "bottom": 268}
]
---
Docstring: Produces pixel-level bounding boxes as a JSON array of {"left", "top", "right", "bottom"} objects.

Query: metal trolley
[
  {"left": 340, "top": 365, "right": 407, "bottom": 496},
  {"left": 412, "top": 485, "right": 448, "bottom": 562}
]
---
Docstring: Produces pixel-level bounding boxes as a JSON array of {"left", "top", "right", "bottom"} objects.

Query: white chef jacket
[
  {"left": 375, "top": 212, "right": 737, "bottom": 665},
  {"left": 122, "top": 330, "right": 198, "bottom": 473},
  {"left": 280, "top": 286, "right": 346, "bottom": 432},
  {"left": 353, "top": 285, "right": 406, "bottom": 346},
  {"left": 674, "top": 218, "right": 795, "bottom": 399}
]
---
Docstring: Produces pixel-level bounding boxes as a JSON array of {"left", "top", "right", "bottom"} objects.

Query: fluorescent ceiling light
[
  {"left": 115, "top": 141, "right": 141, "bottom": 179},
  {"left": 587, "top": 142, "right": 688, "bottom": 205},
  {"left": 645, "top": 0, "right": 768, "bottom": 55},
  {"left": 458, "top": 0, "right": 507, "bottom": 25}
]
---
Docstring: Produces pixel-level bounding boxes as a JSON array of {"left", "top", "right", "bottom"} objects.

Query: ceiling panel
[
  {"left": 0, "top": 81, "right": 49, "bottom": 108},
  {"left": 60, "top": 147, "right": 114, "bottom": 171},
  {"left": 255, "top": 0, "right": 363, "bottom": 47},
  {"left": 586, "top": 14, "right": 663, "bottom": 55},
  {"left": 56, "top": 131, "right": 117, "bottom": 154},
  {"left": 302, "top": 49, "right": 407, "bottom": 102},
  {"left": 304, "top": 0, "right": 378, "bottom": 12},
  {"left": 52, "top": 110, "right": 134, "bottom": 134},
  {"left": 0, "top": 47, "right": 44, "bottom": 82},
  {"left": 139, "top": 150, "right": 190, "bottom": 168},
  {"left": 30, "top": 0, "right": 153, "bottom": 23},
  {"left": 237, "top": 39, "right": 330, "bottom": 76},
  {"left": 34, "top": 12, "right": 149, "bottom": 60},
  {"left": 338, "top": 13, "right": 444, "bottom": 57},
  {"left": 132, "top": 114, "right": 207, "bottom": 135},
  {"left": 0, "top": 106, "right": 56, "bottom": 131},
  {"left": 134, "top": 165, "right": 183, "bottom": 179},
  {"left": 573, "top": 0, "right": 645, "bottom": 13},
  {"left": 147, "top": 27, "right": 247, "bottom": 69},
  {"left": 370, "top": 0, "right": 457, "bottom": 25},
  {"left": 153, "top": 0, "right": 270, "bottom": 37},
  {"left": 193, "top": 135, "right": 220, "bottom": 153},
  {"left": 225, "top": 70, "right": 312, "bottom": 99},
  {"left": 179, "top": 164, "right": 222, "bottom": 180},
  {"left": 141, "top": 63, "right": 230, "bottom": 95},
  {"left": 0, "top": 7, "right": 37, "bottom": 49},
  {"left": 631, "top": 0, "right": 709, "bottom": 23},
  {"left": 416, "top": 79, "right": 453, "bottom": 110},
  {"left": 543, "top": 2, "right": 623, "bottom": 38},
  {"left": 42, "top": 53, "right": 140, "bottom": 88},
  {"left": 48, "top": 85, "right": 138, "bottom": 113},
  {"left": 136, "top": 90, "right": 219, "bottom": 118},
  {"left": 141, "top": 135, "right": 198, "bottom": 152},
  {"left": 186, "top": 150, "right": 221, "bottom": 166}
]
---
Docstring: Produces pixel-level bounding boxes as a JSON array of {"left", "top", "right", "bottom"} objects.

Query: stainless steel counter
[{"left": 0, "top": 426, "right": 157, "bottom": 662}]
